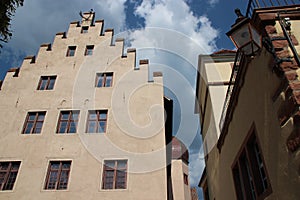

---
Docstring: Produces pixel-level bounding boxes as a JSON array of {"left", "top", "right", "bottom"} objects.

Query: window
[
  {"left": 81, "top": 26, "right": 89, "bottom": 33},
  {"left": 102, "top": 160, "right": 127, "bottom": 190},
  {"left": 96, "top": 72, "right": 113, "bottom": 87},
  {"left": 183, "top": 174, "right": 188, "bottom": 185},
  {"left": 86, "top": 110, "right": 107, "bottom": 133},
  {"left": 56, "top": 111, "right": 79, "bottom": 134},
  {"left": 84, "top": 45, "right": 94, "bottom": 56},
  {"left": 0, "top": 161, "right": 20, "bottom": 191},
  {"left": 232, "top": 128, "right": 271, "bottom": 200},
  {"left": 37, "top": 76, "right": 56, "bottom": 90},
  {"left": 44, "top": 161, "right": 71, "bottom": 190},
  {"left": 66, "top": 46, "right": 76, "bottom": 57},
  {"left": 22, "top": 112, "right": 46, "bottom": 134}
]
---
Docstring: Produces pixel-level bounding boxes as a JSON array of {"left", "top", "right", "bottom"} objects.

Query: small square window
[
  {"left": 85, "top": 45, "right": 94, "bottom": 56},
  {"left": 56, "top": 110, "right": 79, "bottom": 134},
  {"left": 81, "top": 26, "right": 89, "bottom": 33},
  {"left": 22, "top": 112, "right": 46, "bottom": 134},
  {"left": 102, "top": 160, "right": 127, "bottom": 190},
  {"left": 44, "top": 161, "right": 71, "bottom": 190},
  {"left": 86, "top": 110, "right": 107, "bottom": 133},
  {"left": 37, "top": 76, "right": 56, "bottom": 90},
  {"left": 0, "top": 161, "right": 21, "bottom": 191},
  {"left": 96, "top": 72, "right": 113, "bottom": 87},
  {"left": 66, "top": 46, "right": 76, "bottom": 57}
]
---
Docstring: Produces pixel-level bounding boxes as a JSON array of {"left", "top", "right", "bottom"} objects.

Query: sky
[{"left": 0, "top": 0, "right": 248, "bottom": 198}]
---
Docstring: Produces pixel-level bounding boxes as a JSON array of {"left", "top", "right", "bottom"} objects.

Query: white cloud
[
  {"left": 129, "top": 0, "right": 219, "bottom": 54},
  {"left": 208, "top": 0, "right": 219, "bottom": 6},
  {"left": 189, "top": 149, "right": 205, "bottom": 186},
  {"left": 95, "top": 0, "right": 127, "bottom": 31}
]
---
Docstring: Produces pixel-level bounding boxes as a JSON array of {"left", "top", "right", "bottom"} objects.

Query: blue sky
[{"left": 0, "top": 0, "right": 248, "bottom": 198}]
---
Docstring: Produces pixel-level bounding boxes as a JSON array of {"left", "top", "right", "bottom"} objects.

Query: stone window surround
[
  {"left": 22, "top": 111, "right": 46, "bottom": 134},
  {"left": 101, "top": 159, "right": 128, "bottom": 190},
  {"left": 0, "top": 161, "right": 21, "bottom": 191},
  {"left": 44, "top": 160, "right": 72, "bottom": 190}
]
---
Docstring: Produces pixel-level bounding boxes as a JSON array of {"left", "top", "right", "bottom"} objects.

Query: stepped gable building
[
  {"left": 0, "top": 11, "right": 192, "bottom": 200},
  {"left": 196, "top": 1, "right": 300, "bottom": 200}
]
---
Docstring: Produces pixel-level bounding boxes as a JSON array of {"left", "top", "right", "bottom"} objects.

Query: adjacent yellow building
[{"left": 197, "top": 2, "right": 300, "bottom": 200}]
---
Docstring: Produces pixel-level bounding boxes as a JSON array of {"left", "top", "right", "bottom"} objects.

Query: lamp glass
[
  {"left": 250, "top": 25, "right": 262, "bottom": 48},
  {"left": 230, "top": 23, "right": 251, "bottom": 48}
]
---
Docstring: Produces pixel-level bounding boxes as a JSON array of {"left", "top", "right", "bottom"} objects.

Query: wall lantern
[{"left": 226, "top": 9, "right": 262, "bottom": 56}]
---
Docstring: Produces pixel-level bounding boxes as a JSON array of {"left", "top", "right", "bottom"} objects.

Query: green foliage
[{"left": 0, "top": 0, "right": 24, "bottom": 48}]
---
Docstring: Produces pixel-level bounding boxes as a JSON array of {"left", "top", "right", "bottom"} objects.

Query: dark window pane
[
  {"left": 81, "top": 26, "right": 88, "bottom": 33},
  {"left": 97, "top": 76, "right": 104, "bottom": 87},
  {"left": 88, "top": 121, "right": 96, "bottom": 133},
  {"left": 0, "top": 163, "right": 9, "bottom": 170},
  {"left": 28, "top": 114, "right": 36, "bottom": 121},
  {"left": 24, "top": 122, "right": 33, "bottom": 134},
  {"left": 11, "top": 163, "right": 20, "bottom": 170},
  {"left": 59, "top": 122, "right": 67, "bottom": 133},
  {"left": 37, "top": 113, "right": 45, "bottom": 121},
  {"left": 34, "top": 122, "right": 43, "bottom": 133},
  {"left": 116, "top": 170, "right": 126, "bottom": 189},
  {"left": 70, "top": 50, "right": 75, "bottom": 56},
  {"left": 48, "top": 78, "right": 56, "bottom": 89},
  {"left": 58, "top": 171, "right": 69, "bottom": 190},
  {"left": 89, "top": 112, "right": 97, "bottom": 120},
  {"left": 99, "top": 112, "right": 107, "bottom": 119},
  {"left": 98, "top": 121, "right": 106, "bottom": 133},
  {"left": 85, "top": 46, "right": 94, "bottom": 56},
  {"left": 105, "top": 76, "right": 112, "bottom": 87},
  {"left": 105, "top": 161, "right": 115, "bottom": 169},
  {"left": 249, "top": 138, "right": 268, "bottom": 194},
  {"left": 104, "top": 170, "right": 114, "bottom": 189},
  {"left": 117, "top": 161, "right": 126, "bottom": 169},
  {"left": 39, "top": 79, "right": 47, "bottom": 90},
  {"left": 241, "top": 154, "right": 256, "bottom": 200},
  {"left": 232, "top": 165, "right": 244, "bottom": 200},
  {"left": 0, "top": 172, "right": 5, "bottom": 185},
  {"left": 50, "top": 162, "right": 60, "bottom": 170},
  {"left": 62, "top": 163, "right": 70, "bottom": 169},
  {"left": 67, "top": 46, "right": 76, "bottom": 57},
  {"left": 69, "top": 122, "right": 77, "bottom": 133},
  {"left": 48, "top": 171, "right": 58, "bottom": 189},
  {"left": 104, "top": 182, "right": 113, "bottom": 189},
  {"left": 61, "top": 113, "right": 70, "bottom": 120},
  {"left": 3, "top": 172, "right": 17, "bottom": 190},
  {"left": 70, "top": 113, "right": 79, "bottom": 120}
]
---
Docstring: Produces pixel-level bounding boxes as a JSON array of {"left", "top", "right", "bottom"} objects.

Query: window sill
[{"left": 99, "top": 188, "right": 128, "bottom": 192}]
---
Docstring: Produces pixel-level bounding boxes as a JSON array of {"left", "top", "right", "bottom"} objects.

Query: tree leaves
[{"left": 0, "top": 0, "right": 24, "bottom": 49}]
